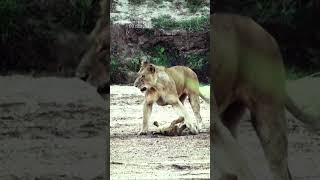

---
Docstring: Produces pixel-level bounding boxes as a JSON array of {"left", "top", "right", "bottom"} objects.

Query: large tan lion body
[
  {"left": 212, "top": 13, "right": 289, "bottom": 180},
  {"left": 212, "top": 14, "right": 286, "bottom": 112},
  {"left": 157, "top": 66, "right": 200, "bottom": 102},
  {"left": 211, "top": 13, "right": 319, "bottom": 180},
  {"left": 134, "top": 62, "right": 209, "bottom": 135}
]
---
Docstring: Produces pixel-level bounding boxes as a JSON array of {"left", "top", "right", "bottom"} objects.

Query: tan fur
[
  {"left": 133, "top": 60, "right": 209, "bottom": 135},
  {"left": 211, "top": 13, "right": 319, "bottom": 180}
]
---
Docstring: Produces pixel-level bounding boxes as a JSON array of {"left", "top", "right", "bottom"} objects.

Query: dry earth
[
  {"left": 0, "top": 76, "right": 106, "bottom": 180},
  {"left": 0, "top": 75, "right": 319, "bottom": 180},
  {"left": 111, "top": 78, "right": 320, "bottom": 180}
]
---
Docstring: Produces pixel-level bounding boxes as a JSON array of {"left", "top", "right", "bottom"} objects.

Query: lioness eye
[{"left": 142, "top": 75, "right": 145, "bottom": 78}]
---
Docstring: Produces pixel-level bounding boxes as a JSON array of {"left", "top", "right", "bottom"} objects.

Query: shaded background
[
  {"left": 211, "top": 0, "right": 320, "bottom": 78},
  {"left": 0, "top": 0, "right": 108, "bottom": 179},
  {"left": 0, "top": 0, "right": 102, "bottom": 76},
  {"left": 1, "top": 0, "right": 319, "bottom": 83},
  {"left": 0, "top": 0, "right": 211, "bottom": 84}
]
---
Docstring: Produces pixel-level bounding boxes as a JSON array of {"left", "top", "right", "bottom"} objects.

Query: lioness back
[
  {"left": 166, "top": 66, "right": 199, "bottom": 96},
  {"left": 212, "top": 13, "right": 286, "bottom": 105}
]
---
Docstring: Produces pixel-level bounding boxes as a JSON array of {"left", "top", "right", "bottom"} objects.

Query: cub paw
[{"left": 137, "top": 129, "right": 148, "bottom": 135}]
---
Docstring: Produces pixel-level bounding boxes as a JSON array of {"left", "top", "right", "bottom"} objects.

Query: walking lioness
[
  {"left": 211, "top": 13, "right": 320, "bottom": 180},
  {"left": 133, "top": 60, "right": 209, "bottom": 135}
]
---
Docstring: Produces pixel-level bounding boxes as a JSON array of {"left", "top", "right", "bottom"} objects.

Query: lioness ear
[
  {"left": 148, "top": 64, "right": 155, "bottom": 73},
  {"left": 141, "top": 59, "right": 150, "bottom": 67},
  {"left": 141, "top": 59, "right": 147, "bottom": 65}
]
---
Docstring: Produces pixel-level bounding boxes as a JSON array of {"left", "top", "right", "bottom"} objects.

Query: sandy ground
[
  {"left": 0, "top": 75, "right": 319, "bottom": 180},
  {"left": 110, "top": 85, "right": 211, "bottom": 179},
  {"left": 0, "top": 76, "right": 106, "bottom": 180},
  {"left": 111, "top": 78, "right": 320, "bottom": 180}
]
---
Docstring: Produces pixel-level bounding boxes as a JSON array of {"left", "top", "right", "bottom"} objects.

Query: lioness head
[
  {"left": 75, "top": 26, "right": 110, "bottom": 95},
  {"left": 133, "top": 60, "right": 156, "bottom": 92}
]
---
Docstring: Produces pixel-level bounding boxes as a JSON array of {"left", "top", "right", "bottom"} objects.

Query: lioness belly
[{"left": 156, "top": 97, "right": 168, "bottom": 106}]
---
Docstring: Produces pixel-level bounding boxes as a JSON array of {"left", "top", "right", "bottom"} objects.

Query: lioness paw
[
  {"left": 184, "top": 121, "right": 199, "bottom": 135},
  {"left": 197, "top": 122, "right": 204, "bottom": 132}
]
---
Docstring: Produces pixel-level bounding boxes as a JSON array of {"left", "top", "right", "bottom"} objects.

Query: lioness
[
  {"left": 211, "top": 13, "right": 320, "bottom": 180},
  {"left": 133, "top": 60, "right": 209, "bottom": 135}
]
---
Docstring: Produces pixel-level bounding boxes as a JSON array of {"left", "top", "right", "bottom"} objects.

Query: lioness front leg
[
  {"left": 138, "top": 102, "right": 153, "bottom": 135},
  {"left": 172, "top": 100, "right": 199, "bottom": 134}
]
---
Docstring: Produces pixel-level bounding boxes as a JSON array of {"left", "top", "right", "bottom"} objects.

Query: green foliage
[
  {"left": 111, "top": 57, "right": 120, "bottom": 76},
  {"left": 154, "top": 0, "right": 175, "bottom": 4},
  {"left": 254, "top": 0, "right": 297, "bottom": 26},
  {"left": 286, "top": 67, "right": 311, "bottom": 80},
  {"left": 127, "top": 55, "right": 141, "bottom": 72},
  {"left": 151, "top": 15, "right": 209, "bottom": 31},
  {"left": 186, "top": 53, "right": 207, "bottom": 70},
  {"left": 0, "top": 0, "right": 25, "bottom": 42},
  {"left": 151, "top": 15, "right": 176, "bottom": 29},
  {"left": 68, "top": 0, "right": 93, "bottom": 32},
  {"left": 186, "top": 52, "right": 209, "bottom": 83},
  {"left": 128, "top": 0, "right": 146, "bottom": 5},
  {"left": 186, "top": 0, "right": 207, "bottom": 13},
  {"left": 149, "top": 44, "right": 179, "bottom": 67},
  {"left": 179, "top": 16, "right": 209, "bottom": 31},
  {"left": 143, "top": 28, "right": 155, "bottom": 37},
  {"left": 151, "top": 46, "right": 170, "bottom": 66}
]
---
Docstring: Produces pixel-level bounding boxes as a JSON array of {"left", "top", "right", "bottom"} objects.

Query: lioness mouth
[{"left": 140, "top": 87, "right": 147, "bottom": 92}]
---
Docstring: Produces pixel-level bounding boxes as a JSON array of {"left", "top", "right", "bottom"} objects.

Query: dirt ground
[
  {"left": 110, "top": 85, "right": 211, "bottom": 179},
  {"left": 0, "top": 75, "right": 106, "bottom": 180},
  {"left": 0, "top": 75, "right": 319, "bottom": 180},
  {"left": 111, "top": 78, "right": 320, "bottom": 180}
]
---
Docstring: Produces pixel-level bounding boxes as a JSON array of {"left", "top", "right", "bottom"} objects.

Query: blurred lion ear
[
  {"left": 148, "top": 64, "right": 155, "bottom": 73},
  {"left": 141, "top": 59, "right": 150, "bottom": 67}
]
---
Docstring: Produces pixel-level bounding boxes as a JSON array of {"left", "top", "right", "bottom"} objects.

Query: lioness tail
[
  {"left": 199, "top": 91, "right": 210, "bottom": 104},
  {"left": 285, "top": 94, "right": 320, "bottom": 133}
]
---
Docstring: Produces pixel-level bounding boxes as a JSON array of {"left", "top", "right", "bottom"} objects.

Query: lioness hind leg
[
  {"left": 172, "top": 100, "right": 199, "bottom": 134},
  {"left": 221, "top": 102, "right": 245, "bottom": 138},
  {"left": 219, "top": 174, "right": 237, "bottom": 180},
  {"left": 252, "top": 103, "right": 290, "bottom": 180},
  {"left": 189, "top": 94, "right": 203, "bottom": 130},
  {"left": 219, "top": 103, "right": 245, "bottom": 179},
  {"left": 179, "top": 93, "right": 187, "bottom": 104}
]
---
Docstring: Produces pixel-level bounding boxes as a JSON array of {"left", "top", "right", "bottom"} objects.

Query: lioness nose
[{"left": 80, "top": 74, "right": 89, "bottom": 81}]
